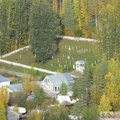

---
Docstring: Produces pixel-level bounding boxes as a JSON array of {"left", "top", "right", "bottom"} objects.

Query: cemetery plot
[{"left": 2, "top": 39, "right": 97, "bottom": 72}]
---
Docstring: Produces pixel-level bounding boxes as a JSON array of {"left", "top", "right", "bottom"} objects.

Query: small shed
[{"left": 73, "top": 60, "right": 85, "bottom": 73}]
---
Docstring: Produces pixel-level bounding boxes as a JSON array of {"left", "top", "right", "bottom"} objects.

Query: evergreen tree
[
  {"left": 33, "top": 85, "right": 45, "bottom": 107},
  {"left": 61, "top": 0, "right": 75, "bottom": 35},
  {"left": 10, "top": 91, "right": 27, "bottom": 107},
  {"left": 91, "top": 59, "right": 108, "bottom": 104},
  {"left": 81, "top": 104, "right": 99, "bottom": 120},
  {"left": 71, "top": 64, "right": 93, "bottom": 116},
  {"left": 0, "top": 0, "right": 9, "bottom": 54},
  {"left": 0, "top": 0, "right": 31, "bottom": 53},
  {"left": 44, "top": 105, "right": 70, "bottom": 120},
  {"left": 73, "top": 64, "right": 92, "bottom": 100},
  {"left": 60, "top": 82, "right": 67, "bottom": 95},
  {"left": 30, "top": 1, "right": 60, "bottom": 63},
  {"left": 14, "top": 0, "right": 31, "bottom": 48}
]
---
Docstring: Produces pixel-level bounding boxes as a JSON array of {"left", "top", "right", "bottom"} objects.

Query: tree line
[
  {"left": 0, "top": 0, "right": 120, "bottom": 61},
  {"left": 71, "top": 58, "right": 120, "bottom": 119}
]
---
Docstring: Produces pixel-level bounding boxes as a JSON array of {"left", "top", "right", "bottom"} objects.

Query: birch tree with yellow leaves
[
  {"left": 99, "top": 59, "right": 120, "bottom": 111},
  {"left": 97, "top": 1, "right": 120, "bottom": 60},
  {"left": 0, "top": 86, "right": 8, "bottom": 107},
  {"left": 0, "top": 101, "right": 6, "bottom": 120}
]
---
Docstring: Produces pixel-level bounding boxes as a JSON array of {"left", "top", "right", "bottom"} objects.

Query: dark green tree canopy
[
  {"left": 30, "top": 1, "right": 60, "bottom": 63},
  {"left": 60, "top": 82, "right": 67, "bottom": 95}
]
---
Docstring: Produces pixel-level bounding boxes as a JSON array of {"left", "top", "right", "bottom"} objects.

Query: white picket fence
[
  {"left": 57, "top": 35, "right": 97, "bottom": 42},
  {"left": 0, "top": 59, "right": 57, "bottom": 75},
  {"left": 0, "top": 45, "right": 30, "bottom": 59}
]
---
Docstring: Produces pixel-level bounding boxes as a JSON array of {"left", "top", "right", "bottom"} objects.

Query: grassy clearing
[{"left": 1, "top": 39, "right": 98, "bottom": 74}]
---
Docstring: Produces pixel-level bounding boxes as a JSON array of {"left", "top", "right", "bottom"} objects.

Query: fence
[
  {"left": 0, "top": 46, "right": 30, "bottom": 59},
  {"left": 0, "top": 59, "right": 57, "bottom": 75},
  {"left": 57, "top": 35, "right": 98, "bottom": 42}
]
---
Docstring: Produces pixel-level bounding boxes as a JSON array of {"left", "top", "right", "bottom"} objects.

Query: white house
[
  {"left": 73, "top": 60, "right": 85, "bottom": 73},
  {"left": 42, "top": 73, "right": 75, "bottom": 96},
  {"left": 0, "top": 74, "right": 10, "bottom": 87}
]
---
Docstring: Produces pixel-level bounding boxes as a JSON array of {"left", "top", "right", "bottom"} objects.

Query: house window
[
  {"left": 55, "top": 87, "right": 57, "bottom": 91},
  {"left": 53, "top": 87, "right": 57, "bottom": 91},
  {"left": 80, "top": 64, "right": 84, "bottom": 67}
]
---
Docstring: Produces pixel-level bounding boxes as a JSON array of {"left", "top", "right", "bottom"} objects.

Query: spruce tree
[
  {"left": 71, "top": 64, "right": 93, "bottom": 116},
  {"left": 61, "top": 0, "right": 75, "bottom": 35},
  {"left": 60, "top": 82, "right": 67, "bottom": 95},
  {"left": 91, "top": 59, "right": 108, "bottom": 104},
  {"left": 15, "top": 0, "right": 31, "bottom": 48},
  {"left": 30, "top": 1, "right": 60, "bottom": 63}
]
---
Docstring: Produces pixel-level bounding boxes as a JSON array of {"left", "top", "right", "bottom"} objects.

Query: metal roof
[
  {"left": 6, "top": 81, "right": 42, "bottom": 93},
  {"left": 46, "top": 73, "right": 75, "bottom": 85},
  {"left": 75, "top": 60, "right": 85, "bottom": 64},
  {"left": 0, "top": 74, "right": 10, "bottom": 82},
  {"left": 6, "top": 84, "right": 23, "bottom": 92}
]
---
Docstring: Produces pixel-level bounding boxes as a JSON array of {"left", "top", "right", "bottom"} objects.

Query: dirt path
[{"left": 0, "top": 68, "right": 31, "bottom": 78}]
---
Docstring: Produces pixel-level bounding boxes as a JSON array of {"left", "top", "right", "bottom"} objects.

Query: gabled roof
[
  {"left": 75, "top": 60, "right": 85, "bottom": 64},
  {"left": 45, "top": 73, "right": 75, "bottom": 85},
  {"left": 6, "top": 84, "right": 23, "bottom": 92},
  {"left": 0, "top": 75, "right": 10, "bottom": 82}
]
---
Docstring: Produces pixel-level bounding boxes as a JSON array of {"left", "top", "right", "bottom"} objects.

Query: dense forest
[
  {"left": 0, "top": 0, "right": 120, "bottom": 119},
  {"left": 0, "top": 0, "right": 120, "bottom": 61}
]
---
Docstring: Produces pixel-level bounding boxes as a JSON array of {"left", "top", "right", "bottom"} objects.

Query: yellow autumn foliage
[{"left": 0, "top": 86, "right": 8, "bottom": 107}]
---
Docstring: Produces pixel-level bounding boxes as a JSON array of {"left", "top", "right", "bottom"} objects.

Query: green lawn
[{"left": 0, "top": 39, "right": 98, "bottom": 74}]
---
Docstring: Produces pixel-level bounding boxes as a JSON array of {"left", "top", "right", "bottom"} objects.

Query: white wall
[
  {"left": 57, "top": 35, "right": 97, "bottom": 42},
  {"left": 0, "top": 81, "right": 10, "bottom": 88}
]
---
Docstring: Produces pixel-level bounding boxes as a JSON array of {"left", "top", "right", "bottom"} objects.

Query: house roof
[
  {"left": 6, "top": 83, "right": 23, "bottom": 92},
  {"left": 6, "top": 81, "right": 42, "bottom": 93},
  {"left": 75, "top": 60, "right": 85, "bottom": 64},
  {"left": 0, "top": 75, "right": 10, "bottom": 82},
  {"left": 45, "top": 73, "right": 75, "bottom": 85}
]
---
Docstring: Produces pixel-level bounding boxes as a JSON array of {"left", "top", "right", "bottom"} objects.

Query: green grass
[{"left": 0, "top": 39, "right": 98, "bottom": 74}]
